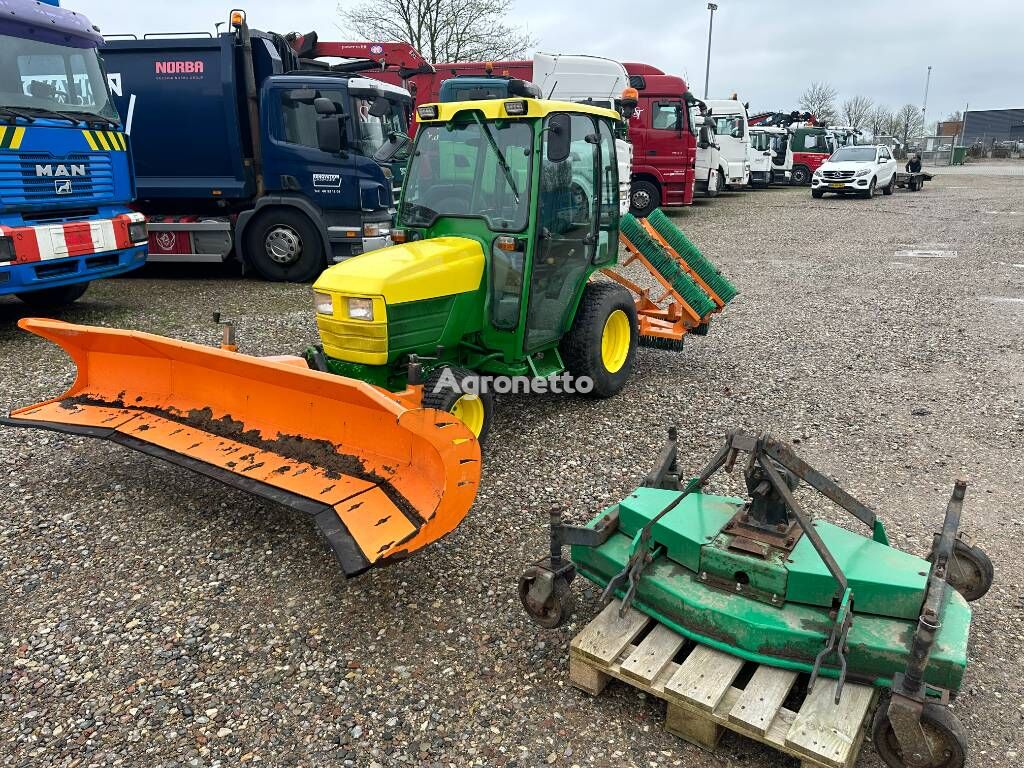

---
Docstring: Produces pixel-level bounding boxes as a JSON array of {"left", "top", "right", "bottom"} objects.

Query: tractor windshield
[
  {"left": 0, "top": 34, "right": 119, "bottom": 122},
  {"left": 402, "top": 120, "right": 533, "bottom": 231}
]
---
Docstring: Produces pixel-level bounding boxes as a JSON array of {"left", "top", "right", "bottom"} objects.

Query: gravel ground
[{"left": 2, "top": 174, "right": 1022, "bottom": 768}]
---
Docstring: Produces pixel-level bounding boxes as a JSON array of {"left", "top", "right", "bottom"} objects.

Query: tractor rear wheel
[
  {"left": 422, "top": 365, "right": 494, "bottom": 444},
  {"left": 561, "top": 282, "right": 638, "bottom": 398},
  {"left": 872, "top": 700, "right": 967, "bottom": 768}
]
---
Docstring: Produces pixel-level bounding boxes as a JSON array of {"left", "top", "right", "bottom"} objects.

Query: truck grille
[
  {"left": 822, "top": 170, "right": 855, "bottom": 180},
  {"left": 0, "top": 152, "right": 115, "bottom": 206}
]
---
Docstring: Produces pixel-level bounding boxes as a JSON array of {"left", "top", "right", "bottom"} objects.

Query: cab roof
[{"left": 417, "top": 98, "right": 621, "bottom": 124}]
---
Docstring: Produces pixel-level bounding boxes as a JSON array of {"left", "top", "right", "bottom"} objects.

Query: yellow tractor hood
[{"left": 315, "top": 237, "right": 485, "bottom": 305}]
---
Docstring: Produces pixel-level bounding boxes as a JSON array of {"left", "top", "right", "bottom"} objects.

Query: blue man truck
[
  {"left": 101, "top": 13, "right": 411, "bottom": 282},
  {"left": 0, "top": 0, "right": 147, "bottom": 307}
]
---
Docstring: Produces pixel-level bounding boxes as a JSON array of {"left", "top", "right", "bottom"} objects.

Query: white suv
[{"left": 811, "top": 144, "right": 898, "bottom": 199}]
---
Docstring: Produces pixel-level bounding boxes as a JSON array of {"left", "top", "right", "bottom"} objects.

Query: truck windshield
[
  {"left": 353, "top": 96, "right": 408, "bottom": 157},
  {"left": 830, "top": 146, "right": 877, "bottom": 162},
  {"left": 402, "top": 120, "right": 532, "bottom": 231},
  {"left": 0, "top": 35, "right": 118, "bottom": 122}
]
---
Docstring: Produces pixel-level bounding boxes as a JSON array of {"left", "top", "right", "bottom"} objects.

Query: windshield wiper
[
  {"left": 472, "top": 113, "right": 520, "bottom": 204},
  {"left": 0, "top": 106, "right": 36, "bottom": 123},
  {"left": 59, "top": 109, "right": 120, "bottom": 128},
  {"left": 19, "top": 106, "right": 81, "bottom": 125}
]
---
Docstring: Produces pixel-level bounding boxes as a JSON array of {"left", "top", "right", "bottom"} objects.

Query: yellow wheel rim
[
  {"left": 601, "top": 310, "right": 631, "bottom": 373},
  {"left": 449, "top": 394, "right": 486, "bottom": 437}
]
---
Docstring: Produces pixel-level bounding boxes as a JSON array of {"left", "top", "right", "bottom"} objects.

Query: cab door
[
  {"left": 524, "top": 113, "right": 600, "bottom": 352},
  {"left": 262, "top": 84, "right": 359, "bottom": 211}
]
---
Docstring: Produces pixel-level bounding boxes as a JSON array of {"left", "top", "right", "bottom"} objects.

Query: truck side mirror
[
  {"left": 314, "top": 97, "right": 337, "bottom": 116},
  {"left": 546, "top": 113, "right": 572, "bottom": 163},
  {"left": 368, "top": 96, "right": 390, "bottom": 118},
  {"left": 699, "top": 124, "right": 713, "bottom": 147},
  {"left": 317, "top": 117, "right": 346, "bottom": 154}
]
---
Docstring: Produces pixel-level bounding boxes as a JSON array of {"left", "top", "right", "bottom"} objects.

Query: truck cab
[
  {"left": 788, "top": 127, "right": 834, "bottom": 185},
  {"left": 622, "top": 63, "right": 696, "bottom": 216},
  {"left": 704, "top": 97, "right": 751, "bottom": 189},
  {"left": 102, "top": 14, "right": 411, "bottom": 281},
  {"left": 0, "top": 0, "right": 148, "bottom": 307},
  {"left": 748, "top": 125, "right": 788, "bottom": 185}
]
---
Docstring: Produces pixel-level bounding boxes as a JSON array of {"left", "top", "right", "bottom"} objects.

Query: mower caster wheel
[
  {"left": 519, "top": 568, "right": 575, "bottom": 629},
  {"left": 930, "top": 537, "right": 994, "bottom": 602},
  {"left": 872, "top": 700, "right": 967, "bottom": 768}
]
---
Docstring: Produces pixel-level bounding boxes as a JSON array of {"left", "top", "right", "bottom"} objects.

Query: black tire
[
  {"left": 883, "top": 174, "right": 896, "bottom": 195},
  {"left": 422, "top": 365, "right": 494, "bottom": 444},
  {"left": 244, "top": 208, "right": 325, "bottom": 282},
  {"left": 519, "top": 569, "right": 575, "bottom": 629},
  {"left": 791, "top": 165, "right": 811, "bottom": 185},
  {"left": 811, "top": 189, "right": 825, "bottom": 198},
  {"left": 872, "top": 700, "right": 967, "bottom": 768},
  {"left": 929, "top": 538, "right": 994, "bottom": 602},
  {"left": 561, "top": 282, "right": 638, "bottom": 399},
  {"left": 861, "top": 178, "right": 877, "bottom": 199},
  {"left": 629, "top": 180, "right": 661, "bottom": 218},
  {"left": 16, "top": 282, "right": 89, "bottom": 308}
]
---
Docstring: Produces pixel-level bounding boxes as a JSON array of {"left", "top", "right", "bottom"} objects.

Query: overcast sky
[{"left": 82, "top": 0, "right": 1018, "bottom": 123}]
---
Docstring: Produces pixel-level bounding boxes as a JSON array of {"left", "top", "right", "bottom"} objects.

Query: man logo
[
  {"left": 36, "top": 164, "right": 87, "bottom": 177},
  {"left": 55, "top": 179, "right": 73, "bottom": 195}
]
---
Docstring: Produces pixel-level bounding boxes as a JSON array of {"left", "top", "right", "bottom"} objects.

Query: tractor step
[
  {"left": 570, "top": 600, "right": 879, "bottom": 768},
  {"left": 646, "top": 209, "right": 738, "bottom": 305}
]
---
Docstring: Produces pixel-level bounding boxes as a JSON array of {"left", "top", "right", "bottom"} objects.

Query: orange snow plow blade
[{"left": 3, "top": 318, "right": 481, "bottom": 576}]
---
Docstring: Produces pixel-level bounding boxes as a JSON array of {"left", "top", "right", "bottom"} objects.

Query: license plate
[{"left": 829, "top": 183, "right": 845, "bottom": 188}]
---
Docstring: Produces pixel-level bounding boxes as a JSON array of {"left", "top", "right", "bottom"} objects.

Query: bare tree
[
  {"left": 339, "top": 0, "right": 535, "bottom": 63},
  {"left": 896, "top": 103, "right": 925, "bottom": 144},
  {"left": 867, "top": 104, "right": 892, "bottom": 139},
  {"left": 798, "top": 81, "right": 838, "bottom": 124},
  {"left": 841, "top": 95, "right": 874, "bottom": 129}
]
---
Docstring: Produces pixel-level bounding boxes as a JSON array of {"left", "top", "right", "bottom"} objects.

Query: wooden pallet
[{"left": 570, "top": 601, "right": 879, "bottom": 768}]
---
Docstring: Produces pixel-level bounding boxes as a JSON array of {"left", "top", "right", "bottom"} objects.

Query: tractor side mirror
[
  {"left": 546, "top": 113, "right": 572, "bottom": 163},
  {"left": 317, "top": 117, "right": 347, "bottom": 154}
]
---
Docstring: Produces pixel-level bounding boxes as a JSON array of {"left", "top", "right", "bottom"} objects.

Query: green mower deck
[
  {"left": 570, "top": 486, "right": 971, "bottom": 691},
  {"left": 520, "top": 429, "right": 992, "bottom": 768}
]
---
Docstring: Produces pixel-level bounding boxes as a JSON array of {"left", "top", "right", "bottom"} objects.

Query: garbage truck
[
  {"left": 101, "top": 12, "right": 412, "bottom": 281},
  {"left": 0, "top": 0, "right": 148, "bottom": 307}
]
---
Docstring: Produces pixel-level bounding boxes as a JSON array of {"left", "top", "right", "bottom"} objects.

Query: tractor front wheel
[
  {"left": 422, "top": 365, "right": 494, "bottom": 444},
  {"left": 561, "top": 282, "right": 638, "bottom": 399},
  {"left": 872, "top": 701, "right": 967, "bottom": 768}
]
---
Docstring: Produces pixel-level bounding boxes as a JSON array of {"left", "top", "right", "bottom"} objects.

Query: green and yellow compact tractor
[
  {"left": 520, "top": 429, "right": 993, "bottom": 768},
  {"left": 306, "top": 97, "right": 733, "bottom": 442}
]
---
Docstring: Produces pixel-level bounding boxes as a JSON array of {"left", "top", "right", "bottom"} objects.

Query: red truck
[
  {"left": 749, "top": 111, "right": 834, "bottom": 185},
  {"left": 288, "top": 36, "right": 696, "bottom": 213},
  {"left": 621, "top": 63, "right": 697, "bottom": 213}
]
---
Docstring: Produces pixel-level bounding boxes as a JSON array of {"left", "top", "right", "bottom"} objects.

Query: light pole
[
  {"left": 703, "top": 3, "right": 717, "bottom": 99},
  {"left": 921, "top": 65, "right": 932, "bottom": 132}
]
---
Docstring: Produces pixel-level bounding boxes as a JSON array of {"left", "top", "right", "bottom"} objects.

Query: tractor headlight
[
  {"left": 854, "top": 168, "right": 871, "bottom": 177},
  {"left": 128, "top": 221, "right": 148, "bottom": 243},
  {"left": 347, "top": 297, "right": 374, "bottom": 321},
  {"left": 313, "top": 291, "right": 334, "bottom": 315}
]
